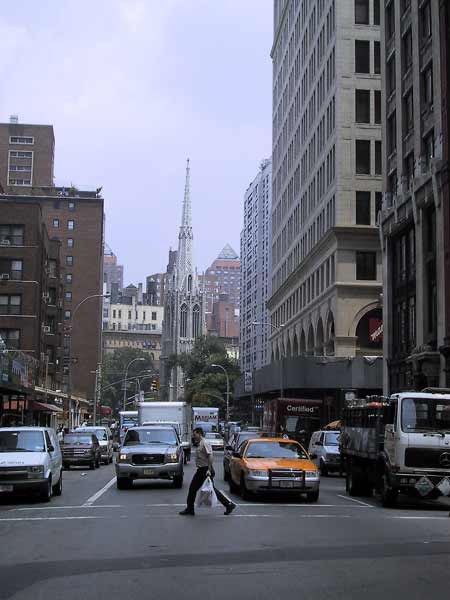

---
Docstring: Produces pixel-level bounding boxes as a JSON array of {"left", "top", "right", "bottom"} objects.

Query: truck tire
[
  {"left": 346, "top": 467, "right": 362, "bottom": 496},
  {"left": 52, "top": 472, "right": 63, "bottom": 496},
  {"left": 306, "top": 490, "right": 319, "bottom": 502},
  {"left": 320, "top": 460, "right": 328, "bottom": 477},
  {"left": 40, "top": 476, "right": 52, "bottom": 502},
  {"left": 173, "top": 474, "right": 184, "bottom": 488},
  {"left": 380, "top": 473, "right": 397, "bottom": 507},
  {"left": 117, "top": 477, "right": 132, "bottom": 490}
]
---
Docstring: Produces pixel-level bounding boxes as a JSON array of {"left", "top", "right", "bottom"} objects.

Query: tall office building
[
  {"left": 0, "top": 116, "right": 54, "bottom": 189},
  {"left": 103, "top": 244, "right": 124, "bottom": 297},
  {"left": 380, "top": 0, "right": 450, "bottom": 391},
  {"left": 240, "top": 159, "right": 273, "bottom": 373},
  {"left": 201, "top": 245, "right": 241, "bottom": 314},
  {"left": 269, "top": 1, "right": 383, "bottom": 364}
]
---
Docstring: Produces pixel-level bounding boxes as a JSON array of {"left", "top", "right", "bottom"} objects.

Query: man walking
[{"left": 180, "top": 427, "right": 236, "bottom": 516}]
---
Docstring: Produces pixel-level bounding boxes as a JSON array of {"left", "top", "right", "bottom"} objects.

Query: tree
[
  {"left": 101, "top": 348, "right": 156, "bottom": 416},
  {"left": 169, "top": 336, "right": 241, "bottom": 416}
]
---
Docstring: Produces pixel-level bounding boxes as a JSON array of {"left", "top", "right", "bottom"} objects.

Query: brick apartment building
[{"left": 0, "top": 200, "right": 66, "bottom": 425}]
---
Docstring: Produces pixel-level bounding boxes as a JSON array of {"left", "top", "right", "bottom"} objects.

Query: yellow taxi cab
[{"left": 229, "top": 437, "right": 320, "bottom": 502}]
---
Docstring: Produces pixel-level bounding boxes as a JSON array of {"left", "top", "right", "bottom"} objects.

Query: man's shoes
[
  {"left": 179, "top": 508, "right": 195, "bottom": 516},
  {"left": 224, "top": 502, "right": 236, "bottom": 515}
]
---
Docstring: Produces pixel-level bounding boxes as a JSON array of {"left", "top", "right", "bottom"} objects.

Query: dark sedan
[
  {"left": 62, "top": 433, "right": 101, "bottom": 470},
  {"left": 223, "top": 430, "right": 263, "bottom": 481}
]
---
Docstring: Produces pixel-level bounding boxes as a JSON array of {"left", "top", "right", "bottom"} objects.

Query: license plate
[
  {"left": 143, "top": 469, "right": 156, "bottom": 476},
  {"left": 0, "top": 485, "right": 13, "bottom": 492},
  {"left": 279, "top": 480, "right": 294, "bottom": 488}
]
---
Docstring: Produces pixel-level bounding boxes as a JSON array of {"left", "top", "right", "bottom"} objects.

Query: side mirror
[
  {"left": 232, "top": 451, "right": 241, "bottom": 459},
  {"left": 310, "top": 453, "right": 318, "bottom": 460},
  {"left": 48, "top": 445, "right": 55, "bottom": 453}
]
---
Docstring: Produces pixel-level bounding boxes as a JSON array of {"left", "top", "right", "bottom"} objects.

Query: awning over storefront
[{"left": 32, "top": 401, "right": 63, "bottom": 413}]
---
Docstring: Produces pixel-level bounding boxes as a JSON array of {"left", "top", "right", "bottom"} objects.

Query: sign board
[
  {"left": 244, "top": 371, "right": 253, "bottom": 393},
  {"left": 369, "top": 318, "right": 383, "bottom": 343}
]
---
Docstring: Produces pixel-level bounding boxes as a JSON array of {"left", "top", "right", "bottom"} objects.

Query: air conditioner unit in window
[
  {"left": 42, "top": 326, "right": 51, "bottom": 333},
  {"left": 0, "top": 239, "right": 10, "bottom": 246},
  {"left": 0, "top": 273, "right": 10, "bottom": 280},
  {"left": 42, "top": 293, "right": 50, "bottom": 302},
  {"left": 58, "top": 300, "right": 63, "bottom": 308}
]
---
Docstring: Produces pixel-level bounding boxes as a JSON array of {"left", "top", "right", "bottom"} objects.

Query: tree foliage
[
  {"left": 101, "top": 348, "right": 156, "bottom": 416},
  {"left": 169, "top": 336, "right": 240, "bottom": 414}
]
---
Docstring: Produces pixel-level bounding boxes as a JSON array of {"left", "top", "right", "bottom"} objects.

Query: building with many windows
[
  {"left": 380, "top": 0, "right": 450, "bottom": 392},
  {"left": 103, "top": 244, "right": 123, "bottom": 297},
  {"left": 240, "top": 159, "right": 273, "bottom": 373},
  {"left": 268, "top": 0, "right": 383, "bottom": 365}
]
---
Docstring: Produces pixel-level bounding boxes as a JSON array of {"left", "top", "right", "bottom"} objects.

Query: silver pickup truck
[{"left": 115, "top": 426, "right": 184, "bottom": 490}]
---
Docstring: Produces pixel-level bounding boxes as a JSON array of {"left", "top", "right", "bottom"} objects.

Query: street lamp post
[
  {"left": 210, "top": 363, "right": 230, "bottom": 425},
  {"left": 252, "top": 321, "right": 285, "bottom": 400},
  {"left": 123, "top": 357, "right": 145, "bottom": 410},
  {"left": 67, "top": 293, "right": 109, "bottom": 430}
]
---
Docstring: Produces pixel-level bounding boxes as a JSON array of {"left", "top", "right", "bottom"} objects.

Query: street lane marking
[
  {"left": 337, "top": 495, "right": 374, "bottom": 507},
  {"left": 11, "top": 505, "right": 123, "bottom": 511},
  {"left": 0, "top": 516, "right": 104, "bottom": 522},
  {"left": 83, "top": 476, "right": 117, "bottom": 506}
]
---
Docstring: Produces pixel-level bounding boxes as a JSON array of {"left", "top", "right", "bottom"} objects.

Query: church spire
[{"left": 176, "top": 158, "right": 194, "bottom": 290}]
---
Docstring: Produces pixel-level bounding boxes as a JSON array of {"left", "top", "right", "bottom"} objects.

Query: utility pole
[{"left": 93, "top": 363, "right": 102, "bottom": 426}]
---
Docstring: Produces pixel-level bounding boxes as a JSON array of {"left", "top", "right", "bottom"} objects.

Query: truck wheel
[
  {"left": 306, "top": 490, "right": 319, "bottom": 502},
  {"left": 117, "top": 477, "right": 132, "bottom": 490},
  {"left": 89, "top": 461, "right": 96, "bottom": 470},
  {"left": 347, "top": 468, "right": 361, "bottom": 496},
  {"left": 173, "top": 475, "right": 184, "bottom": 488},
  {"left": 380, "top": 474, "right": 397, "bottom": 507},
  {"left": 320, "top": 460, "right": 328, "bottom": 477},
  {"left": 41, "top": 477, "right": 52, "bottom": 502},
  {"left": 52, "top": 472, "right": 63, "bottom": 496},
  {"left": 63, "top": 463, "right": 70, "bottom": 471}
]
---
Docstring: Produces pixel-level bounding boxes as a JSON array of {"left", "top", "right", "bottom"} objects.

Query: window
[
  {"left": 0, "top": 224, "right": 24, "bottom": 246},
  {"left": 375, "top": 90, "right": 381, "bottom": 124},
  {"left": 421, "top": 1, "right": 432, "bottom": 41},
  {"left": 0, "top": 329, "right": 20, "bottom": 349},
  {"left": 180, "top": 304, "right": 187, "bottom": 337},
  {"left": 402, "top": 29, "right": 413, "bottom": 73},
  {"left": 66, "top": 256, "right": 73, "bottom": 266},
  {"left": 356, "top": 140, "right": 371, "bottom": 174},
  {"left": 404, "top": 151, "right": 415, "bottom": 183},
  {"left": 375, "top": 192, "right": 383, "bottom": 220},
  {"left": 0, "top": 259, "right": 22, "bottom": 280},
  {"left": 64, "top": 310, "right": 71, "bottom": 321},
  {"left": 65, "top": 291, "right": 72, "bottom": 301},
  {"left": 192, "top": 304, "right": 201, "bottom": 338},
  {"left": 67, "top": 220, "right": 74, "bottom": 230},
  {"left": 128, "top": 311, "right": 132, "bottom": 320},
  {"left": 356, "top": 191, "right": 371, "bottom": 225},
  {"left": 374, "top": 41, "right": 380, "bottom": 74},
  {"left": 0, "top": 295, "right": 21, "bottom": 315},
  {"left": 388, "top": 112, "right": 397, "bottom": 154},
  {"left": 375, "top": 141, "right": 382, "bottom": 175},
  {"left": 387, "top": 58, "right": 396, "bottom": 95},
  {"left": 386, "top": 1, "right": 395, "bottom": 39},
  {"left": 9, "top": 150, "right": 32, "bottom": 159},
  {"left": 355, "top": 89, "right": 370, "bottom": 123},
  {"left": 9, "top": 136, "right": 33, "bottom": 144},
  {"left": 53, "top": 219, "right": 59, "bottom": 228},
  {"left": 118, "top": 310, "right": 122, "bottom": 318},
  {"left": 356, "top": 252, "right": 377, "bottom": 280},
  {"left": 152, "top": 311, "right": 157, "bottom": 320},
  {"left": 66, "top": 273, "right": 72, "bottom": 284},
  {"left": 355, "top": 0, "right": 369, "bottom": 24},
  {"left": 373, "top": 0, "right": 380, "bottom": 25},
  {"left": 422, "top": 65, "right": 433, "bottom": 108},
  {"left": 9, "top": 179, "right": 31, "bottom": 186},
  {"left": 423, "top": 130, "right": 435, "bottom": 166},
  {"left": 48, "top": 288, "right": 56, "bottom": 305},
  {"left": 68, "top": 201, "right": 75, "bottom": 211},
  {"left": 355, "top": 40, "right": 370, "bottom": 73},
  {"left": 404, "top": 90, "right": 414, "bottom": 133}
]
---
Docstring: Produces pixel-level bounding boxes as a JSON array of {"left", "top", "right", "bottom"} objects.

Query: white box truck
[
  {"left": 192, "top": 407, "right": 219, "bottom": 433},
  {"left": 137, "top": 402, "right": 192, "bottom": 462}
]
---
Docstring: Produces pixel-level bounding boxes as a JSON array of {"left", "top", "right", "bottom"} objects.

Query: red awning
[
  {"left": 32, "top": 401, "right": 63, "bottom": 413},
  {"left": 100, "top": 405, "right": 112, "bottom": 416}
]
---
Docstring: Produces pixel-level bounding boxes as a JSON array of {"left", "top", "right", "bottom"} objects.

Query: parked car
[
  {"left": 0, "top": 427, "right": 63, "bottom": 502},
  {"left": 115, "top": 426, "right": 184, "bottom": 490},
  {"left": 228, "top": 437, "right": 320, "bottom": 502},
  {"left": 205, "top": 432, "right": 224, "bottom": 451},
  {"left": 308, "top": 430, "right": 341, "bottom": 476},
  {"left": 223, "top": 430, "right": 263, "bottom": 481},
  {"left": 76, "top": 426, "right": 113, "bottom": 464},
  {"left": 62, "top": 432, "right": 101, "bottom": 470}
]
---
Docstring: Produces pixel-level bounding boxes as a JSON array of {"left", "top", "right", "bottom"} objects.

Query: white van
[
  {"left": 76, "top": 426, "right": 113, "bottom": 464},
  {"left": 308, "top": 430, "right": 341, "bottom": 475},
  {"left": 0, "top": 427, "right": 63, "bottom": 501}
]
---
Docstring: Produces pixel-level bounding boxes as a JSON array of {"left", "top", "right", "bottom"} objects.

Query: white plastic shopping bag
[{"left": 196, "top": 476, "right": 218, "bottom": 508}]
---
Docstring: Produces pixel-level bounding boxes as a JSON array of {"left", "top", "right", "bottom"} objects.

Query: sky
[{"left": 0, "top": 0, "right": 273, "bottom": 285}]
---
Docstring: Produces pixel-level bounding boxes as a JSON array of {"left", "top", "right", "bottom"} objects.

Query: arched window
[
  {"left": 180, "top": 304, "right": 188, "bottom": 338},
  {"left": 192, "top": 304, "right": 200, "bottom": 338},
  {"left": 188, "top": 275, "right": 192, "bottom": 293}
]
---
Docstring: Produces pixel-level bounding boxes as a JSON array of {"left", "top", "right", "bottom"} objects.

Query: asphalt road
[{"left": 0, "top": 453, "right": 449, "bottom": 600}]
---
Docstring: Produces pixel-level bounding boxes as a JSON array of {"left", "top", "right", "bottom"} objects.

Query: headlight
[
  {"left": 27, "top": 465, "right": 44, "bottom": 478},
  {"left": 248, "top": 469, "right": 268, "bottom": 478},
  {"left": 165, "top": 453, "right": 178, "bottom": 463},
  {"left": 305, "top": 470, "right": 319, "bottom": 479},
  {"left": 119, "top": 454, "right": 128, "bottom": 461}
]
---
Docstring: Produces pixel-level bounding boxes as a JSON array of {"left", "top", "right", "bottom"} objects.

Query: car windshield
[
  {"left": 63, "top": 435, "right": 93, "bottom": 445},
  {"left": 401, "top": 398, "right": 450, "bottom": 433},
  {"left": 206, "top": 433, "right": 221, "bottom": 439},
  {"left": 0, "top": 430, "right": 45, "bottom": 452},
  {"left": 124, "top": 429, "right": 177, "bottom": 446},
  {"left": 78, "top": 429, "right": 107, "bottom": 441},
  {"left": 324, "top": 432, "right": 340, "bottom": 446},
  {"left": 245, "top": 441, "right": 308, "bottom": 460}
]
